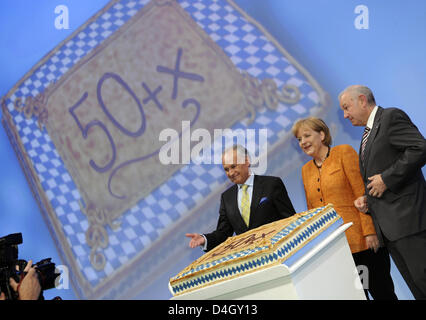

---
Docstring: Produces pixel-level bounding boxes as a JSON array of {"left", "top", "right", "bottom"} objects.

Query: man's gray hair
[
  {"left": 338, "top": 85, "right": 376, "bottom": 105},
  {"left": 223, "top": 144, "right": 250, "bottom": 164}
]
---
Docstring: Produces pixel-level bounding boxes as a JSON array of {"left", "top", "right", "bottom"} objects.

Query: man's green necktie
[{"left": 241, "top": 184, "right": 250, "bottom": 227}]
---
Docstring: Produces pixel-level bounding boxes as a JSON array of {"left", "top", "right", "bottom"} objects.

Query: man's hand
[
  {"left": 185, "top": 233, "right": 205, "bottom": 248},
  {"left": 354, "top": 195, "right": 368, "bottom": 213},
  {"left": 9, "top": 260, "right": 41, "bottom": 300},
  {"left": 367, "top": 174, "right": 387, "bottom": 198},
  {"left": 365, "top": 234, "right": 380, "bottom": 253}
]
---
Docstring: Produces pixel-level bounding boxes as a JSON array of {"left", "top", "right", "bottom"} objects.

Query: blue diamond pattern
[{"left": 3, "top": 0, "right": 328, "bottom": 297}]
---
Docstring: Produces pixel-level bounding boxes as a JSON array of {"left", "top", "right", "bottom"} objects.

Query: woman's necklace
[{"left": 313, "top": 146, "right": 330, "bottom": 169}]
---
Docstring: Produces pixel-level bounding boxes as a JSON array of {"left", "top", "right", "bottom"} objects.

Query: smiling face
[
  {"left": 222, "top": 149, "right": 250, "bottom": 185},
  {"left": 339, "top": 91, "right": 369, "bottom": 126},
  {"left": 295, "top": 125, "right": 326, "bottom": 159}
]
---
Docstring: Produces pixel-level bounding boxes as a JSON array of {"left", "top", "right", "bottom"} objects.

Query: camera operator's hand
[{"left": 9, "top": 260, "right": 41, "bottom": 300}]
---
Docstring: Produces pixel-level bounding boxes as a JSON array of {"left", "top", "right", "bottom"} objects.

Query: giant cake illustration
[{"left": 1, "top": 0, "right": 329, "bottom": 299}]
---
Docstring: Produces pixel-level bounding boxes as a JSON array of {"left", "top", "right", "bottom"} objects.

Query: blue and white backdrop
[{"left": 0, "top": 0, "right": 425, "bottom": 300}]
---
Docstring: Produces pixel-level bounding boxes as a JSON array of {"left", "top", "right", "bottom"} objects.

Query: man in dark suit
[
  {"left": 186, "top": 144, "right": 295, "bottom": 252},
  {"left": 339, "top": 85, "right": 426, "bottom": 299}
]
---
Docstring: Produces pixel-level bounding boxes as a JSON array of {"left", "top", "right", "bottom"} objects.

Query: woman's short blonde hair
[{"left": 291, "top": 117, "right": 332, "bottom": 147}]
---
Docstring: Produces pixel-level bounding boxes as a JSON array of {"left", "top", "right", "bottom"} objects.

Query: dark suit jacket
[
  {"left": 204, "top": 175, "right": 295, "bottom": 251},
  {"left": 360, "top": 107, "right": 426, "bottom": 243}
]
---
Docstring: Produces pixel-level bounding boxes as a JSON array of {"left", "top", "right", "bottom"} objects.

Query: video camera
[{"left": 0, "top": 233, "right": 60, "bottom": 300}]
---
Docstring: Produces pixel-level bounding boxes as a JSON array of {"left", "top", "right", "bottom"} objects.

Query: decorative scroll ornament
[
  {"left": 240, "top": 71, "right": 301, "bottom": 124},
  {"left": 79, "top": 201, "right": 121, "bottom": 270},
  {"left": 13, "top": 87, "right": 50, "bottom": 131}
]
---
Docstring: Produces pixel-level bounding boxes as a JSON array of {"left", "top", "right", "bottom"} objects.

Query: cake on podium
[{"left": 170, "top": 204, "right": 366, "bottom": 300}]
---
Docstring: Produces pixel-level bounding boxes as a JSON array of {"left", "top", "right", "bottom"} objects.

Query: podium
[{"left": 170, "top": 217, "right": 366, "bottom": 300}]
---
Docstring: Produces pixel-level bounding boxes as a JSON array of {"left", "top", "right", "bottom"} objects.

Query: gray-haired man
[
  {"left": 339, "top": 85, "right": 426, "bottom": 299},
  {"left": 186, "top": 145, "right": 295, "bottom": 251}
]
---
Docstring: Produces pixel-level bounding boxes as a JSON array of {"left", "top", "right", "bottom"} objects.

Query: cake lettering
[{"left": 210, "top": 229, "right": 276, "bottom": 258}]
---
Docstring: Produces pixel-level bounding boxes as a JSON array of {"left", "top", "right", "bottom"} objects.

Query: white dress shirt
[{"left": 366, "top": 105, "right": 379, "bottom": 130}]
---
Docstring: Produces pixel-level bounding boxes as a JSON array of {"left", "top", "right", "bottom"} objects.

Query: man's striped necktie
[{"left": 361, "top": 126, "right": 371, "bottom": 162}]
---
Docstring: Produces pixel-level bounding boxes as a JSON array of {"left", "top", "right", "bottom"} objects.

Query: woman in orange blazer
[{"left": 292, "top": 117, "right": 397, "bottom": 300}]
